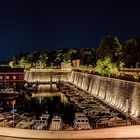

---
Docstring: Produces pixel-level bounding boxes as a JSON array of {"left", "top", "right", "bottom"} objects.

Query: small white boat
[
  {"left": 49, "top": 114, "right": 63, "bottom": 130},
  {"left": 33, "top": 111, "right": 50, "bottom": 130},
  {"left": 0, "top": 88, "right": 19, "bottom": 94},
  {"left": 33, "top": 120, "right": 48, "bottom": 130},
  {"left": 73, "top": 112, "right": 91, "bottom": 130}
]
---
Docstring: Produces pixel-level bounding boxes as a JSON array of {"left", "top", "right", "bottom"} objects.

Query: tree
[
  {"left": 63, "top": 51, "right": 71, "bottom": 63},
  {"left": 35, "top": 52, "right": 48, "bottom": 68},
  {"left": 95, "top": 57, "right": 118, "bottom": 76},
  {"left": 55, "top": 49, "right": 66, "bottom": 66},
  {"left": 26, "top": 53, "right": 34, "bottom": 67},
  {"left": 9, "top": 61, "right": 14, "bottom": 68},
  {"left": 96, "top": 35, "right": 122, "bottom": 63},
  {"left": 9, "top": 54, "right": 20, "bottom": 68},
  {"left": 19, "top": 57, "right": 31, "bottom": 70},
  {"left": 69, "top": 49, "right": 78, "bottom": 60},
  {"left": 120, "top": 39, "right": 140, "bottom": 68},
  {"left": 82, "top": 49, "right": 96, "bottom": 66}
]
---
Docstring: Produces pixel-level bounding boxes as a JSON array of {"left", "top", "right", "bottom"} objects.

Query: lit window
[
  {"left": 13, "top": 76, "right": 16, "bottom": 79},
  {"left": 6, "top": 76, "right": 10, "bottom": 79},
  {"left": 19, "top": 75, "right": 23, "bottom": 79},
  {"left": 0, "top": 76, "right": 3, "bottom": 80}
]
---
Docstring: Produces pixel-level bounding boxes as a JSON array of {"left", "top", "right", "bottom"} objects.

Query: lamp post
[
  {"left": 12, "top": 100, "right": 16, "bottom": 127},
  {"left": 4, "top": 76, "right": 6, "bottom": 89},
  {"left": 126, "top": 98, "right": 129, "bottom": 125}
]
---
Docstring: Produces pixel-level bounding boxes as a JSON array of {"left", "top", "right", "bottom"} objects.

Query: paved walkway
[{"left": 0, "top": 125, "right": 140, "bottom": 139}]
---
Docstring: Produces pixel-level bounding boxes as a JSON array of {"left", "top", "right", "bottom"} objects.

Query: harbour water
[{"left": 23, "top": 84, "right": 76, "bottom": 124}]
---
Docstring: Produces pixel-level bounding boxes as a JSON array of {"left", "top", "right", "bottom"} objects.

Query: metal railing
[{"left": 92, "top": 120, "right": 140, "bottom": 129}]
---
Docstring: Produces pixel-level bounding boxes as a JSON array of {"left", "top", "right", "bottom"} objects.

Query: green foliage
[
  {"left": 120, "top": 39, "right": 140, "bottom": 68},
  {"left": 35, "top": 53, "right": 48, "bottom": 69},
  {"left": 9, "top": 48, "right": 97, "bottom": 70},
  {"left": 119, "top": 61, "right": 125, "bottom": 69},
  {"left": 96, "top": 35, "right": 122, "bottom": 62},
  {"left": 8, "top": 35, "right": 140, "bottom": 71},
  {"left": 9, "top": 61, "right": 14, "bottom": 68},
  {"left": 79, "top": 64, "right": 94, "bottom": 71},
  {"left": 19, "top": 57, "right": 31, "bottom": 70},
  {"left": 95, "top": 57, "right": 118, "bottom": 76},
  {"left": 133, "top": 73, "right": 139, "bottom": 80},
  {"left": 9, "top": 54, "right": 20, "bottom": 68}
]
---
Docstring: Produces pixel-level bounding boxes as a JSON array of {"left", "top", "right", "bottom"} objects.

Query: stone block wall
[{"left": 70, "top": 71, "right": 140, "bottom": 119}]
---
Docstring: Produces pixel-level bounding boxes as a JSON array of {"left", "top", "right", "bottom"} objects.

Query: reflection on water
[
  {"left": 37, "top": 84, "right": 58, "bottom": 92},
  {"left": 24, "top": 84, "right": 75, "bottom": 124},
  {"left": 32, "top": 84, "right": 68, "bottom": 104}
]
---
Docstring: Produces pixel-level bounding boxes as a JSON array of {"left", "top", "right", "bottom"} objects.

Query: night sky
[{"left": 0, "top": 0, "right": 140, "bottom": 61}]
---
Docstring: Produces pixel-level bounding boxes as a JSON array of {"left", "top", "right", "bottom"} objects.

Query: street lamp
[
  {"left": 4, "top": 76, "right": 7, "bottom": 89},
  {"left": 11, "top": 100, "right": 16, "bottom": 127},
  {"left": 126, "top": 98, "right": 130, "bottom": 125}
]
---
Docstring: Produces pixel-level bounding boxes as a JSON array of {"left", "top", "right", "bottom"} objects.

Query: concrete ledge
[{"left": 0, "top": 125, "right": 140, "bottom": 139}]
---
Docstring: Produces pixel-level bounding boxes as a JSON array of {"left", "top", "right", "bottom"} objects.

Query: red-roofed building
[{"left": 0, "top": 66, "right": 24, "bottom": 89}]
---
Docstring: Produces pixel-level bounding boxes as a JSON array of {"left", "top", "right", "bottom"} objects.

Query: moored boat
[{"left": 49, "top": 114, "right": 63, "bottom": 130}]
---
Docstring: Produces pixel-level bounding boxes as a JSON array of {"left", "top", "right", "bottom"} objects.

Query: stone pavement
[{"left": 0, "top": 125, "right": 140, "bottom": 139}]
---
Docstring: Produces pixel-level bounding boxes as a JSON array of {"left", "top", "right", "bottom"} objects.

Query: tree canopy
[
  {"left": 119, "top": 39, "right": 140, "bottom": 68},
  {"left": 9, "top": 35, "right": 140, "bottom": 71},
  {"left": 96, "top": 35, "right": 122, "bottom": 62}
]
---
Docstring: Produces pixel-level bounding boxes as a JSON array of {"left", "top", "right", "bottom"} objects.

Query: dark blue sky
[{"left": 0, "top": 0, "right": 140, "bottom": 61}]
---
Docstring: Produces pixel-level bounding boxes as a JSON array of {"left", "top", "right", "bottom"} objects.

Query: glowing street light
[
  {"left": 11, "top": 100, "right": 16, "bottom": 127},
  {"left": 126, "top": 98, "right": 130, "bottom": 125}
]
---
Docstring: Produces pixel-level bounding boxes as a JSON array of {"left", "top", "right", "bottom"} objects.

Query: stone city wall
[
  {"left": 24, "top": 70, "right": 70, "bottom": 82},
  {"left": 24, "top": 70, "right": 140, "bottom": 120},
  {"left": 70, "top": 71, "right": 140, "bottom": 120}
]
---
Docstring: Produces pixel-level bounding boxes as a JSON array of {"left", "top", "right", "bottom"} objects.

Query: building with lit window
[{"left": 0, "top": 66, "right": 24, "bottom": 88}]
